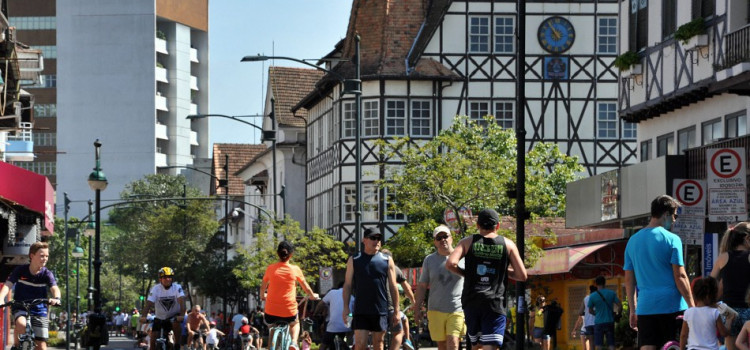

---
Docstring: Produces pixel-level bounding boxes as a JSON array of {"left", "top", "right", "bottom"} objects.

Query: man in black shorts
[{"left": 342, "top": 228, "right": 400, "bottom": 350}]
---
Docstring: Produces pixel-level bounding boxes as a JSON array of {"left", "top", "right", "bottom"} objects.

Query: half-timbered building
[{"left": 298, "top": 0, "right": 637, "bottom": 242}]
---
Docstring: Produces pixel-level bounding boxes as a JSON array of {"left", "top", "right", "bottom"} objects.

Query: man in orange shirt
[{"left": 260, "top": 241, "right": 319, "bottom": 349}]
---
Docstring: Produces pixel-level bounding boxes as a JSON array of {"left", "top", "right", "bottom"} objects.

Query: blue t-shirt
[
  {"left": 587, "top": 289, "right": 620, "bottom": 324},
  {"left": 624, "top": 226, "right": 687, "bottom": 315},
  {"left": 7, "top": 264, "right": 57, "bottom": 316},
  {"left": 352, "top": 251, "right": 390, "bottom": 316}
]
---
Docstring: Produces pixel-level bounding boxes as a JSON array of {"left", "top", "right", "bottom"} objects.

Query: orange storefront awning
[{"left": 528, "top": 242, "right": 614, "bottom": 275}]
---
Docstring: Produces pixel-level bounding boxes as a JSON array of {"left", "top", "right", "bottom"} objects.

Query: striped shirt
[{"left": 7, "top": 264, "right": 57, "bottom": 316}]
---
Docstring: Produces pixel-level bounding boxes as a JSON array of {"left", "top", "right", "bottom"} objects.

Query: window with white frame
[
  {"left": 495, "top": 101, "right": 514, "bottom": 129},
  {"left": 362, "top": 184, "right": 379, "bottom": 221},
  {"left": 469, "top": 101, "right": 490, "bottom": 126},
  {"left": 597, "top": 103, "right": 618, "bottom": 139},
  {"left": 726, "top": 111, "right": 747, "bottom": 138},
  {"left": 410, "top": 100, "right": 431, "bottom": 136},
  {"left": 469, "top": 16, "right": 490, "bottom": 53},
  {"left": 494, "top": 17, "right": 515, "bottom": 53},
  {"left": 33, "top": 104, "right": 56, "bottom": 118},
  {"left": 385, "top": 100, "right": 406, "bottom": 136},
  {"left": 623, "top": 121, "right": 637, "bottom": 139},
  {"left": 363, "top": 100, "right": 380, "bottom": 137},
  {"left": 28, "top": 75, "right": 56, "bottom": 88},
  {"left": 657, "top": 133, "right": 674, "bottom": 157},
  {"left": 33, "top": 133, "right": 56, "bottom": 147},
  {"left": 702, "top": 118, "right": 722, "bottom": 145},
  {"left": 343, "top": 101, "right": 355, "bottom": 138},
  {"left": 9, "top": 16, "right": 56, "bottom": 30},
  {"left": 677, "top": 126, "right": 696, "bottom": 154},
  {"left": 384, "top": 188, "right": 405, "bottom": 221},
  {"left": 597, "top": 17, "right": 618, "bottom": 54},
  {"left": 640, "top": 140, "right": 652, "bottom": 161},
  {"left": 343, "top": 185, "right": 356, "bottom": 222}
]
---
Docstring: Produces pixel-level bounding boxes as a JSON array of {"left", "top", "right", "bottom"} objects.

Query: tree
[
  {"left": 233, "top": 215, "right": 349, "bottom": 295},
  {"left": 378, "top": 116, "right": 582, "bottom": 267}
]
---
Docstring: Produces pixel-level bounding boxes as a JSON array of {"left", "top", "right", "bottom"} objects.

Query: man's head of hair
[
  {"left": 477, "top": 208, "right": 500, "bottom": 230},
  {"left": 594, "top": 275, "right": 606, "bottom": 287},
  {"left": 650, "top": 195, "right": 680, "bottom": 218},
  {"left": 589, "top": 285, "right": 598, "bottom": 293},
  {"left": 29, "top": 241, "right": 49, "bottom": 256},
  {"left": 277, "top": 241, "right": 294, "bottom": 261}
]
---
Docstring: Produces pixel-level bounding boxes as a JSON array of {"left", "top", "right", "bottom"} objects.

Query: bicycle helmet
[
  {"left": 158, "top": 267, "right": 175, "bottom": 278},
  {"left": 241, "top": 317, "right": 249, "bottom": 325}
]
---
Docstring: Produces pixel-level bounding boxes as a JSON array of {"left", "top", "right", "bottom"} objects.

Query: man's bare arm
[
  {"left": 446, "top": 239, "right": 467, "bottom": 277},
  {"left": 342, "top": 257, "right": 354, "bottom": 324},
  {"left": 505, "top": 239, "right": 527, "bottom": 281},
  {"left": 672, "top": 264, "right": 694, "bottom": 307},
  {"left": 624, "top": 270, "right": 637, "bottom": 330}
]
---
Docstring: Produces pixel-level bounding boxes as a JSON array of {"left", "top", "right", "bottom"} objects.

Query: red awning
[
  {"left": 0, "top": 161, "right": 55, "bottom": 234},
  {"left": 528, "top": 242, "right": 614, "bottom": 275}
]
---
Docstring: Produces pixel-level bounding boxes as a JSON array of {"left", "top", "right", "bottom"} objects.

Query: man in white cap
[{"left": 414, "top": 224, "right": 465, "bottom": 350}]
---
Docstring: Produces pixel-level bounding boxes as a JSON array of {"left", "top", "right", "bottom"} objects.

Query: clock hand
[{"left": 549, "top": 23, "right": 562, "bottom": 41}]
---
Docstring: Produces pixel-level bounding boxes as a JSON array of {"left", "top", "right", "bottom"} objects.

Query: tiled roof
[
  {"left": 269, "top": 66, "right": 324, "bottom": 128},
  {"left": 212, "top": 143, "right": 267, "bottom": 196}
]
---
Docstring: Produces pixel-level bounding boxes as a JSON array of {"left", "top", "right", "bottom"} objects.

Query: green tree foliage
[
  {"left": 233, "top": 215, "right": 349, "bottom": 294},
  {"left": 378, "top": 116, "right": 582, "bottom": 267}
]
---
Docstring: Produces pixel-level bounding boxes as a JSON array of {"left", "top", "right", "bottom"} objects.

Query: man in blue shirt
[
  {"left": 624, "top": 195, "right": 694, "bottom": 350},
  {"left": 587, "top": 276, "right": 620, "bottom": 350}
]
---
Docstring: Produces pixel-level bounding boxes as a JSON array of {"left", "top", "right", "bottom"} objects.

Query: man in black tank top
[{"left": 446, "top": 209, "right": 527, "bottom": 350}]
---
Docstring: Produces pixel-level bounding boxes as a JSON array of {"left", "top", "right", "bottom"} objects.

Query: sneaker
[
  {"left": 289, "top": 342, "right": 299, "bottom": 350},
  {"left": 404, "top": 339, "right": 414, "bottom": 350}
]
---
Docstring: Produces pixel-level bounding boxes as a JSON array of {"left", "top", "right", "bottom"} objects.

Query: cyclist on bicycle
[
  {"left": 187, "top": 305, "right": 210, "bottom": 350},
  {"left": 237, "top": 317, "right": 261, "bottom": 350},
  {"left": 0, "top": 242, "right": 62, "bottom": 350},
  {"left": 205, "top": 321, "right": 225, "bottom": 350},
  {"left": 260, "top": 241, "right": 320, "bottom": 349},
  {"left": 141, "top": 267, "right": 186, "bottom": 350}
]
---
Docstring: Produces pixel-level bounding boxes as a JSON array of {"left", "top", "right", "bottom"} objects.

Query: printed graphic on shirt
[{"left": 471, "top": 242, "right": 505, "bottom": 260}]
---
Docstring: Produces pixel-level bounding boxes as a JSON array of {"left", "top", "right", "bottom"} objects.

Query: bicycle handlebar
[{"left": 0, "top": 298, "right": 52, "bottom": 309}]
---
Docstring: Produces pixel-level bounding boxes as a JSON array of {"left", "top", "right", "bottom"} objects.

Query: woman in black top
[{"left": 710, "top": 222, "right": 750, "bottom": 350}]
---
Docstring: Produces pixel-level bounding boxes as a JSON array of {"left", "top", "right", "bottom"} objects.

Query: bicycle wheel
[
  {"left": 20, "top": 340, "right": 33, "bottom": 350},
  {"left": 662, "top": 341, "right": 680, "bottom": 350}
]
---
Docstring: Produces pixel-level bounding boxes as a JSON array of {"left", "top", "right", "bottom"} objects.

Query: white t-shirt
[
  {"left": 322, "top": 288, "right": 354, "bottom": 333},
  {"left": 231, "top": 314, "right": 245, "bottom": 335},
  {"left": 582, "top": 295, "right": 595, "bottom": 328},
  {"left": 684, "top": 306, "right": 721, "bottom": 350},
  {"left": 147, "top": 282, "right": 185, "bottom": 320},
  {"left": 206, "top": 328, "right": 220, "bottom": 345}
]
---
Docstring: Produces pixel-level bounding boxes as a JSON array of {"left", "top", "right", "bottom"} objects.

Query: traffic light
[
  {"left": 115, "top": 306, "right": 120, "bottom": 312},
  {"left": 139, "top": 295, "right": 145, "bottom": 301}
]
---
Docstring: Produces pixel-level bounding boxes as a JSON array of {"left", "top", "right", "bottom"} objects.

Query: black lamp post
[
  {"left": 515, "top": 2, "right": 528, "bottom": 349},
  {"left": 84, "top": 200, "right": 95, "bottom": 312},
  {"left": 63, "top": 193, "right": 71, "bottom": 350},
  {"left": 241, "top": 34, "right": 361, "bottom": 250},
  {"left": 87, "top": 139, "right": 108, "bottom": 313}
]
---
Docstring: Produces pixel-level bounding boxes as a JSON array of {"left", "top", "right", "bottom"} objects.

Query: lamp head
[
  {"left": 88, "top": 171, "right": 108, "bottom": 191},
  {"left": 186, "top": 114, "right": 205, "bottom": 120},
  {"left": 72, "top": 246, "right": 85, "bottom": 259},
  {"left": 83, "top": 221, "right": 95, "bottom": 237},
  {"left": 241, "top": 55, "right": 270, "bottom": 62}
]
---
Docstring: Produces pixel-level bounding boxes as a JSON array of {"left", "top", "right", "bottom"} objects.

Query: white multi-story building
[
  {"left": 300, "top": 0, "right": 636, "bottom": 242},
  {"left": 56, "top": 0, "right": 210, "bottom": 216}
]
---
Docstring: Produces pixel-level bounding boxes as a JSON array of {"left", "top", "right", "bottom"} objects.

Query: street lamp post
[
  {"left": 241, "top": 34, "right": 361, "bottom": 250},
  {"left": 87, "top": 139, "right": 108, "bottom": 314},
  {"left": 515, "top": 2, "right": 528, "bottom": 349},
  {"left": 84, "top": 200, "right": 95, "bottom": 312},
  {"left": 63, "top": 193, "right": 71, "bottom": 350}
]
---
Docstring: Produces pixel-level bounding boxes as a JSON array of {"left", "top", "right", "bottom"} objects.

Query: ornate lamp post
[
  {"left": 87, "top": 139, "right": 108, "bottom": 313},
  {"left": 84, "top": 200, "right": 95, "bottom": 311}
]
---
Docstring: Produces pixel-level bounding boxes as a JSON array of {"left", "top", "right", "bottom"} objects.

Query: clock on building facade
[{"left": 538, "top": 16, "right": 575, "bottom": 53}]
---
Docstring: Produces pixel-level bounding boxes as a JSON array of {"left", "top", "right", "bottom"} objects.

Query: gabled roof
[
  {"left": 269, "top": 66, "right": 324, "bottom": 128},
  {"left": 294, "top": 0, "right": 459, "bottom": 111},
  {"left": 212, "top": 143, "right": 267, "bottom": 196}
]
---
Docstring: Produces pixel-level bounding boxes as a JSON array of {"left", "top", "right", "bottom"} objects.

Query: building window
[
  {"left": 677, "top": 126, "right": 696, "bottom": 154},
  {"left": 692, "top": 0, "right": 715, "bottom": 19},
  {"left": 28, "top": 75, "right": 56, "bottom": 88},
  {"left": 13, "top": 161, "right": 56, "bottom": 176},
  {"left": 342, "top": 101, "right": 355, "bottom": 138},
  {"left": 9, "top": 16, "right": 56, "bottom": 30},
  {"left": 494, "top": 17, "right": 515, "bottom": 53},
  {"left": 629, "top": 0, "right": 649, "bottom": 52},
  {"left": 702, "top": 118, "right": 722, "bottom": 145},
  {"left": 362, "top": 184, "right": 379, "bottom": 221},
  {"left": 384, "top": 188, "right": 405, "bottom": 221},
  {"left": 657, "top": 133, "right": 674, "bottom": 157},
  {"left": 385, "top": 100, "right": 406, "bottom": 136},
  {"left": 33, "top": 133, "right": 56, "bottom": 147},
  {"left": 33, "top": 104, "right": 57, "bottom": 118},
  {"left": 411, "top": 100, "right": 431, "bottom": 137},
  {"left": 597, "top": 103, "right": 618, "bottom": 139},
  {"left": 725, "top": 112, "right": 747, "bottom": 138},
  {"left": 363, "top": 100, "right": 379, "bottom": 137},
  {"left": 640, "top": 140, "right": 652, "bottom": 161},
  {"left": 662, "top": 0, "right": 677, "bottom": 38},
  {"left": 469, "top": 16, "right": 490, "bottom": 53},
  {"left": 34, "top": 46, "right": 57, "bottom": 59},
  {"left": 495, "top": 101, "right": 514, "bottom": 129},
  {"left": 343, "top": 185, "right": 356, "bottom": 222},
  {"left": 597, "top": 17, "right": 618, "bottom": 54},
  {"left": 623, "top": 121, "right": 637, "bottom": 139},
  {"left": 469, "top": 101, "right": 490, "bottom": 125}
]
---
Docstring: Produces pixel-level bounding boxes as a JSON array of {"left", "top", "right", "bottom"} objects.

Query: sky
[{"left": 207, "top": 1, "right": 352, "bottom": 147}]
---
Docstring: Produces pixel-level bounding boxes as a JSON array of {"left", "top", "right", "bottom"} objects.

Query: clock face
[{"left": 538, "top": 16, "right": 575, "bottom": 53}]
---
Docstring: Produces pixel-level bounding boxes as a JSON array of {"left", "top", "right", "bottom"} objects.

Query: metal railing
[{"left": 725, "top": 23, "right": 750, "bottom": 67}]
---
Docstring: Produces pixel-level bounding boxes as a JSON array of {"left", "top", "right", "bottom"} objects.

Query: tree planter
[
  {"left": 683, "top": 34, "right": 708, "bottom": 51},
  {"left": 622, "top": 64, "right": 643, "bottom": 78}
]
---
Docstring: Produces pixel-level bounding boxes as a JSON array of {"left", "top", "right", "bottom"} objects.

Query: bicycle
[
  {"left": 660, "top": 314, "right": 684, "bottom": 350},
  {"left": 188, "top": 329, "right": 209, "bottom": 350},
  {"left": 268, "top": 321, "right": 292, "bottom": 350},
  {"left": 0, "top": 298, "right": 53, "bottom": 350},
  {"left": 154, "top": 317, "right": 178, "bottom": 350}
]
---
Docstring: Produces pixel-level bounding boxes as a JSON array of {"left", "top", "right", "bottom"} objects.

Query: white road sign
[
  {"left": 673, "top": 179, "right": 705, "bottom": 216},
  {"left": 707, "top": 148, "right": 748, "bottom": 222}
]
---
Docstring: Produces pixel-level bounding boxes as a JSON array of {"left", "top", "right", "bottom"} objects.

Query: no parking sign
[
  {"left": 672, "top": 179, "right": 705, "bottom": 243},
  {"left": 707, "top": 148, "right": 747, "bottom": 222}
]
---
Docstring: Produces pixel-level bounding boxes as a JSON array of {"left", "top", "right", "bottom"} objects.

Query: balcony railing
[{"left": 725, "top": 24, "right": 750, "bottom": 68}]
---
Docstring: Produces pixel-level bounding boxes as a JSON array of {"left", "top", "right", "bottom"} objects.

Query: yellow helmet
[{"left": 158, "top": 267, "right": 174, "bottom": 278}]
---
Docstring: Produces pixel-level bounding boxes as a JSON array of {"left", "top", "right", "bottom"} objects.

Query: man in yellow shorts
[{"left": 414, "top": 225, "right": 466, "bottom": 350}]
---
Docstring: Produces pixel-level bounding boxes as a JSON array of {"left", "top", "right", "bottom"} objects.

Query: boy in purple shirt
[{"left": 0, "top": 242, "right": 62, "bottom": 350}]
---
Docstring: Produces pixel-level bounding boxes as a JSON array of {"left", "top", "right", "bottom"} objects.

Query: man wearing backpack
[{"left": 587, "top": 276, "right": 621, "bottom": 350}]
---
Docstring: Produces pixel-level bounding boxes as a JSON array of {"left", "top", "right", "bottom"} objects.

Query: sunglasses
[
  {"left": 367, "top": 235, "right": 382, "bottom": 241},
  {"left": 434, "top": 235, "right": 450, "bottom": 241}
]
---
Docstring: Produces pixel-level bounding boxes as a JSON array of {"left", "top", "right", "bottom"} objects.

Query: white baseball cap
[{"left": 432, "top": 225, "right": 451, "bottom": 238}]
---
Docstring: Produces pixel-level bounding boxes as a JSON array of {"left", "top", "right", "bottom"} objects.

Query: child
[
  {"left": 300, "top": 331, "right": 312, "bottom": 350},
  {"left": 206, "top": 321, "right": 225, "bottom": 350},
  {"left": 735, "top": 288, "right": 750, "bottom": 350},
  {"left": 680, "top": 276, "right": 735, "bottom": 350}
]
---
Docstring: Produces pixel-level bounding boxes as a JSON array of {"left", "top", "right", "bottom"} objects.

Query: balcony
[
  {"left": 16, "top": 48, "right": 44, "bottom": 83},
  {"left": 724, "top": 24, "right": 750, "bottom": 68},
  {"left": 156, "top": 123, "right": 168, "bottom": 140},
  {"left": 190, "top": 76, "right": 198, "bottom": 91},
  {"left": 190, "top": 130, "right": 199, "bottom": 146},
  {"left": 156, "top": 94, "right": 168, "bottom": 111},
  {"left": 156, "top": 66, "right": 168, "bottom": 83},
  {"left": 155, "top": 148, "right": 167, "bottom": 167},
  {"left": 156, "top": 38, "right": 168, "bottom": 55},
  {"left": 6, "top": 122, "right": 34, "bottom": 162},
  {"left": 190, "top": 48, "right": 199, "bottom": 63}
]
